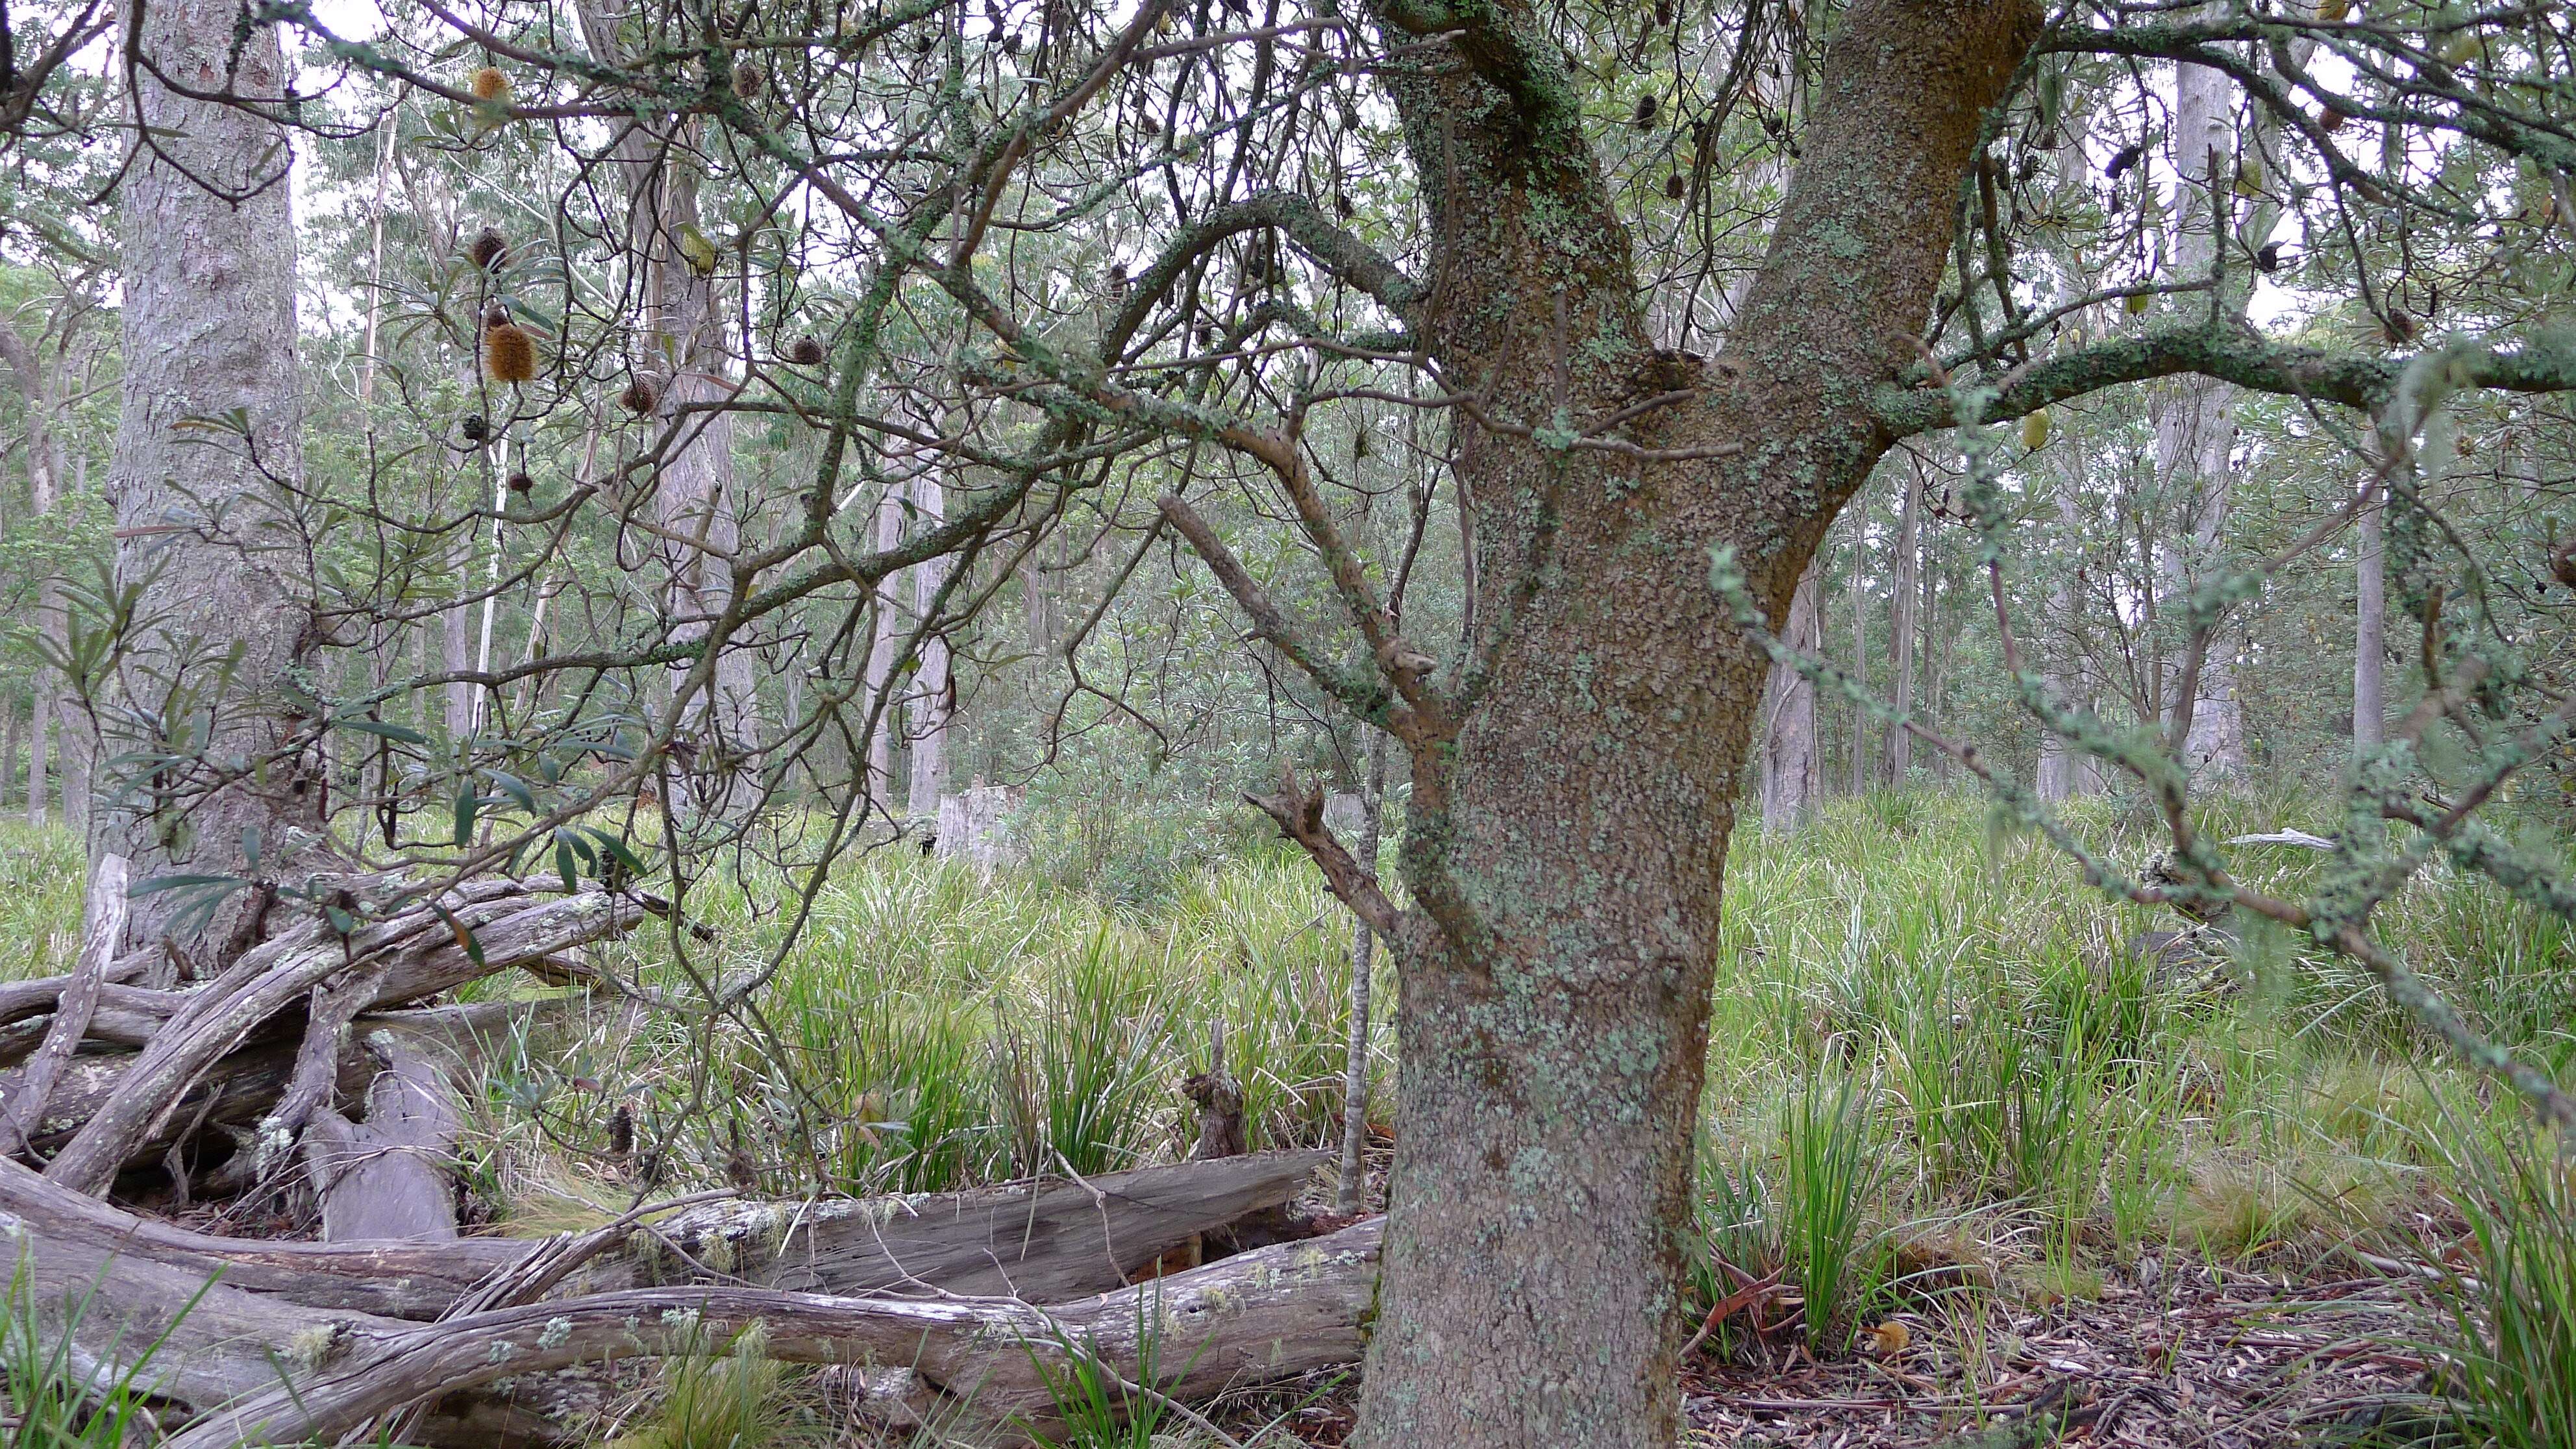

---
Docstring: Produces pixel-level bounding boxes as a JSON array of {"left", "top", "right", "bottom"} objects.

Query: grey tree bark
[
  {"left": 1848, "top": 521, "right": 1870, "bottom": 793},
  {"left": 0, "top": 308, "right": 79, "bottom": 829},
  {"left": 1883, "top": 462, "right": 1921, "bottom": 784},
  {"left": 95, "top": 0, "right": 322, "bottom": 967},
  {"left": 906, "top": 453, "right": 952, "bottom": 818},
  {"left": 1330, "top": 3, "right": 2040, "bottom": 1441},
  {"left": 1335, "top": 732, "right": 1386, "bottom": 1215},
  {"left": 575, "top": 1, "right": 760, "bottom": 814},
  {"left": 2353, "top": 493, "right": 2386, "bottom": 752},
  {"left": 2155, "top": 30, "right": 2251, "bottom": 778},
  {"left": 1760, "top": 560, "right": 1821, "bottom": 830}
]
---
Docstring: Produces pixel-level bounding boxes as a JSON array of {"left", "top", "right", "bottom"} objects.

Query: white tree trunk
[
  {"left": 2353, "top": 495, "right": 2385, "bottom": 753},
  {"left": 96, "top": 0, "right": 319, "bottom": 967},
  {"left": 575, "top": 3, "right": 758, "bottom": 814},
  {"left": 2155, "top": 32, "right": 2250, "bottom": 780},
  {"left": 1759, "top": 560, "right": 1820, "bottom": 830},
  {"left": 863, "top": 489, "right": 905, "bottom": 813},
  {"left": 906, "top": 466, "right": 952, "bottom": 819},
  {"left": 1882, "top": 465, "right": 1920, "bottom": 784}
]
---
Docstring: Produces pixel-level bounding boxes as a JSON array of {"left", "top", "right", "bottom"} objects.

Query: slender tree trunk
[
  {"left": 862, "top": 490, "right": 904, "bottom": 812},
  {"left": 575, "top": 1, "right": 759, "bottom": 815},
  {"left": 2353, "top": 494, "right": 2385, "bottom": 753},
  {"left": 1335, "top": 732, "right": 1386, "bottom": 1216},
  {"left": 1348, "top": 3, "right": 2038, "bottom": 1443},
  {"left": 1883, "top": 464, "right": 1920, "bottom": 784},
  {"left": 26, "top": 680, "right": 49, "bottom": 827},
  {"left": 2155, "top": 31, "right": 2249, "bottom": 778},
  {"left": 1760, "top": 560, "right": 1821, "bottom": 830},
  {"left": 907, "top": 465, "right": 952, "bottom": 819},
  {"left": 1, "top": 699, "right": 19, "bottom": 814},
  {"left": 2038, "top": 478, "right": 2088, "bottom": 801},
  {"left": 441, "top": 565, "right": 474, "bottom": 741},
  {"left": 1848, "top": 526, "right": 1870, "bottom": 795},
  {"left": 95, "top": 0, "right": 320, "bottom": 966}
]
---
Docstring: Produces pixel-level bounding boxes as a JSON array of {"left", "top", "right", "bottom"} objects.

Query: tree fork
[{"left": 1341, "top": 0, "right": 2042, "bottom": 1443}]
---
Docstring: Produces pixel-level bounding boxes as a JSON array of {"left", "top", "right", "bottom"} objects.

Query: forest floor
[
  {"left": 1674, "top": 1261, "right": 2437, "bottom": 1449},
  {"left": 1, "top": 786, "right": 2562, "bottom": 1448}
]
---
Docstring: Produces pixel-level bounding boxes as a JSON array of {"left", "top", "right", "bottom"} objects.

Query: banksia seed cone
[
  {"left": 469, "top": 66, "right": 512, "bottom": 103},
  {"left": 461, "top": 414, "right": 490, "bottom": 444},
  {"left": 483, "top": 317, "right": 536, "bottom": 384},
  {"left": 467, "top": 226, "right": 508, "bottom": 271},
  {"left": 507, "top": 471, "right": 534, "bottom": 494},
  {"left": 618, "top": 377, "right": 661, "bottom": 415},
  {"left": 788, "top": 334, "right": 826, "bottom": 365}
]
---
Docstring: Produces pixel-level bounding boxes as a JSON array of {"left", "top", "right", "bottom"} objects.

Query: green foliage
[
  {"left": 1013, "top": 1288, "right": 1206, "bottom": 1449},
  {"left": 2421, "top": 1125, "right": 2576, "bottom": 1449},
  {"left": 2, "top": 1254, "right": 199, "bottom": 1449},
  {"left": 1776, "top": 1072, "right": 1894, "bottom": 1354},
  {"left": 606, "top": 1324, "right": 810, "bottom": 1449}
]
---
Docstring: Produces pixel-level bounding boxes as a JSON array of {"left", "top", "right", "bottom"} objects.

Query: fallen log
[
  {"left": 1, "top": 1144, "right": 1364, "bottom": 1446},
  {"left": 306, "top": 1037, "right": 464, "bottom": 1243},
  {"left": 163, "top": 1218, "right": 1386, "bottom": 1448},
  {"left": 608, "top": 1148, "right": 1333, "bottom": 1301},
  {"left": 0, "top": 856, "right": 129, "bottom": 1153},
  {"left": 43, "top": 885, "right": 644, "bottom": 1195},
  {"left": 0, "top": 1148, "right": 1330, "bottom": 1319}
]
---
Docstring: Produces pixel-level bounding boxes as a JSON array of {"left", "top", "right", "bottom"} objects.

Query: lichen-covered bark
[
  {"left": 97, "top": 0, "right": 323, "bottom": 969},
  {"left": 1355, "top": 1, "right": 2040, "bottom": 1443}
]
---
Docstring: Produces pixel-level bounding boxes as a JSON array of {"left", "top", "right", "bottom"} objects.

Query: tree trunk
[
  {"left": 2353, "top": 495, "right": 2385, "bottom": 753},
  {"left": 863, "top": 488, "right": 905, "bottom": 811},
  {"left": 1760, "top": 559, "right": 1821, "bottom": 830},
  {"left": 573, "top": 0, "right": 760, "bottom": 815},
  {"left": 25, "top": 673, "right": 47, "bottom": 826},
  {"left": 1350, "top": 3, "right": 2037, "bottom": 1443},
  {"left": 1883, "top": 462, "right": 1920, "bottom": 784},
  {"left": 906, "top": 465, "right": 952, "bottom": 819},
  {"left": 2155, "top": 31, "right": 2249, "bottom": 779},
  {"left": 2038, "top": 478, "right": 2091, "bottom": 801},
  {"left": 1848, "top": 522, "right": 1871, "bottom": 794},
  {"left": 1336, "top": 733, "right": 1387, "bottom": 1215},
  {"left": 96, "top": 0, "right": 321, "bottom": 969}
]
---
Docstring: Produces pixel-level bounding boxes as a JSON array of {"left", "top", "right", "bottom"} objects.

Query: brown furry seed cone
[{"left": 483, "top": 319, "right": 536, "bottom": 384}]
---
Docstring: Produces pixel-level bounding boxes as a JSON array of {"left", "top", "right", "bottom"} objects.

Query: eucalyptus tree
[{"left": 85, "top": 0, "right": 2576, "bottom": 1441}]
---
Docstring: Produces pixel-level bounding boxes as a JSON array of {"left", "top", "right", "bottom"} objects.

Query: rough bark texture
[
  {"left": 96, "top": 0, "right": 322, "bottom": 969},
  {"left": 1352, "top": 1, "right": 2040, "bottom": 1443}
]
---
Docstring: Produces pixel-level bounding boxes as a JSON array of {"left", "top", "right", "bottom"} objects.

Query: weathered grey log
[
  {"left": 44, "top": 886, "right": 642, "bottom": 1194},
  {"left": 0, "top": 1154, "right": 524, "bottom": 1315},
  {"left": 0, "top": 1146, "right": 1328, "bottom": 1320},
  {"left": 1, "top": 1140, "right": 1359, "bottom": 1446},
  {"left": 306, "top": 1039, "right": 464, "bottom": 1243},
  {"left": 607, "top": 1148, "right": 1331, "bottom": 1300},
  {"left": 0, "top": 950, "right": 151, "bottom": 1028},
  {"left": 162, "top": 1217, "right": 1385, "bottom": 1449},
  {"left": 0, "top": 855, "right": 129, "bottom": 1152}
]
